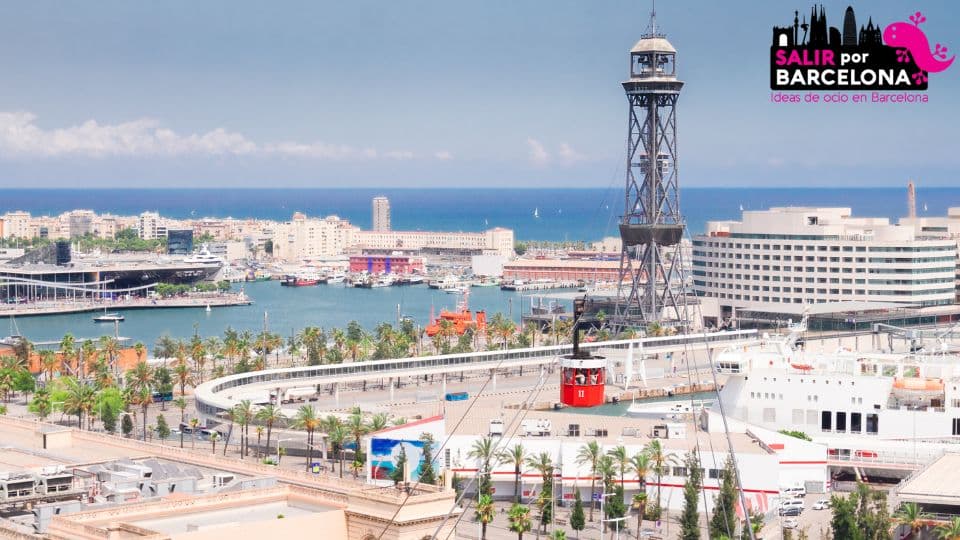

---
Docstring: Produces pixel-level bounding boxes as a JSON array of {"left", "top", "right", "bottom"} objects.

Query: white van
[
  {"left": 779, "top": 499, "right": 805, "bottom": 515},
  {"left": 781, "top": 486, "right": 806, "bottom": 498}
]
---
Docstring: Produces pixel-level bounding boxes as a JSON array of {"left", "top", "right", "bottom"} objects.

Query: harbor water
[{"left": 9, "top": 281, "right": 559, "bottom": 348}]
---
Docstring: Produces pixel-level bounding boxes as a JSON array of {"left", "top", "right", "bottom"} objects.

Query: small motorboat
[{"left": 93, "top": 313, "right": 124, "bottom": 323}]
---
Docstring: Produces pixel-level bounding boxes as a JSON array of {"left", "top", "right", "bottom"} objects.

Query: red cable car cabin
[{"left": 560, "top": 357, "right": 606, "bottom": 407}]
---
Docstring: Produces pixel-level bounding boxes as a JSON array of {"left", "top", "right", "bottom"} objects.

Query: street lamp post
[{"left": 598, "top": 492, "right": 626, "bottom": 540}]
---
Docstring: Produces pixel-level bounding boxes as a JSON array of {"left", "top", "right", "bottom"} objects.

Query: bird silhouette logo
[{"left": 884, "top": 12, "right": 954, "bottom": 85}]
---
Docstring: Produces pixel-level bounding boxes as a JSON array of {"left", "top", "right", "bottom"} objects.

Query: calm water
[
  {"left": 0, "top": 187, "right": 956, "bottom": 241},
  {"left": 10, "top": 281, "right": 544, "bottom": 349},
  {"left": 551, "top": 391, "right": 716, "bottom": 417},
  {"left": 6, "top": 186, "right": 959, "bottom": 346}
]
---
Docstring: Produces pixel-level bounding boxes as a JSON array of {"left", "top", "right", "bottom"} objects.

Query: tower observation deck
[{"left": 613, "top": 11, "right": 690, "bottom": 331}]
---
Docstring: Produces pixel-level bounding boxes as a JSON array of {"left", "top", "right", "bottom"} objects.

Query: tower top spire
[{"left": 642, "top": 0, "right": 665, "bottom": 39}]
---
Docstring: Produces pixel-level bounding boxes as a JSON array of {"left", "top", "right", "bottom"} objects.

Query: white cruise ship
[{"left": 710, "top": 318, "right": 960, "bottom": 465}]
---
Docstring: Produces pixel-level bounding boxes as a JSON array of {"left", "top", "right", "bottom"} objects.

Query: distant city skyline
[{"left": 0, "top": 1, "right": 956, "bottom": 188}]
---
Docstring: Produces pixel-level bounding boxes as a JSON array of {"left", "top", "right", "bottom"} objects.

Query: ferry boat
[
  {"left": 93, "top": 313, "right": 124, "bottom": 323},
  {"left": 280, "top": 273, "right": 323, "bottom": 287}
]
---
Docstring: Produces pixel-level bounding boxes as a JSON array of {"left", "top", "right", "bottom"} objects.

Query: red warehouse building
[{"left": 349, "top": 255, "right": 425, "bottom": 274}]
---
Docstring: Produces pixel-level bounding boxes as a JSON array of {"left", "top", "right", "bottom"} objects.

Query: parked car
[
  {"left": 813, "top": 498, "right": 831, "bottom": 510},
  {"left": 783, "top": 518, "right": 799, "bottom": 529},
  {"left": 779, "top": 505, "right": 803, "bottom": 516}
]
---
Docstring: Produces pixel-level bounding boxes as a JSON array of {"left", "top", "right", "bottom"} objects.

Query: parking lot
[{"left": 763, "top": 492, "right": 836, "bottom": 538}]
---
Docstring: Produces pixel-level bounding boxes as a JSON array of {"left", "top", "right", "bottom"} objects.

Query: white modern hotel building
[{"left": 691, "top": 207, "right": 958, "bottom": 312}]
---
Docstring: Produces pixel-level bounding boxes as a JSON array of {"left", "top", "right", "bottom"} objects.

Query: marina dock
[
  {"left": 0, "top": 293, "right": 252, "bottom": 318},
  {"left": 500, "top": 280, "right": 579, "bottom": 291}
]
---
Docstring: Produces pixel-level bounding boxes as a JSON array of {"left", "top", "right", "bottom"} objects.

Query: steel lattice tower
[{"left": 613, "top": 13, "right": 688, "bottom": 330}]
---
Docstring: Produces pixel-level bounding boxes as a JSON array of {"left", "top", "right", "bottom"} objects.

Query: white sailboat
[{"left": 533, "top": 207, "right": 540, "bottom": 219}]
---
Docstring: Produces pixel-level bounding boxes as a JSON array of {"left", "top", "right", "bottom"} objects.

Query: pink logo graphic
[{"left": 884, "top": 11, "right": 954, "bottom": 84}]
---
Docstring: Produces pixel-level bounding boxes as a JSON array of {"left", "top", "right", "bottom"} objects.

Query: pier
[
  {"left": 0, "top": 292, "right": 252, "bottom": 318},
  {"left": 500, "top": 280, "right": 579, "bottom": 291}
]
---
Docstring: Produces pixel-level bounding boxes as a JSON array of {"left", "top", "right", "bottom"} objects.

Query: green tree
[
  {"left": 679, "top": 451, "right": 702, "bottom": 540},
  {"left": 569, "top": 490, "right": 586, "bottom": 539},
  {"left": 607, "top": 445, "right": 629, "bottom": 487},
  {"left": 831, "top": 494, "right": 864, "bottom": 540},
  {"left": 632, "top": 492, "right": 648, "bottom": 538},
  {"left": 418, "top": 433, "right": 437, "bottom": 485},
  {"left": 602, "top": 485, "right": 627, "bottom": 535},
  {"left": 156, "top": 414, "right": 171, "bottom": 441},
  {"left": 101, "top": 406, "right": 117, "bottom": 434},
  {"left": 894, "top": 502, "right": 929, "bottom": 540},
  {"left": 500, "top": 443, "right": 527, "bottom": 503},
  {"left": 710, "top": 456, "right": 738, "bottom": 540},
  {"left": 575, "top": 440, "right": 602, "bottom": 522},
  {"left": 475, "top": 493, "right": 495, "bottom": 540},
  {"left": 28, "top": 388, "right": 52, "bottom": 420},
  {"left": 468, "top": 437, "right": 498, "bottom": 497},
  {"left": 256, "top": 404, "right": 285, "bottom": 460},
  {"left": 526, "top": 451, "right": 554, "bottom": 534},
  {"left": 936, "top": 517, "right": 960, "bottom": 540},
  {"left": 507, "top": 503, "right": 532, "bottom": 540},
  {"left": 121, "top": 413, "right": 134, "bottom": 437},
  {"left": 390, "top": 443, "right": 407, "bottom": 485}
]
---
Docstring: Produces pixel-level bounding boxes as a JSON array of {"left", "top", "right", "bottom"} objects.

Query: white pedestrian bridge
[{"left": 193, "top": 329, "right": 757, "bottom": 421}]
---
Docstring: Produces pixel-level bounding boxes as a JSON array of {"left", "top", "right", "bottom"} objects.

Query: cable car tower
[{"left": 613, "top": 7, "right": 689, "bottom": 331}]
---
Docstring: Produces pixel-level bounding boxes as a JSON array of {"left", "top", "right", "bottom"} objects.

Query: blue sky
[{"left": 0, "top": 0, "right": 955, "bottom": 188}]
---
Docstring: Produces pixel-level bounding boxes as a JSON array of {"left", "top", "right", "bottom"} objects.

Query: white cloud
[
  {"left": 526, "top": 137, "right": 549, "bottom": 166},
  {"left": 0, "top": 111, "right": 425, "bottom": 161},
  {"left": 558, "top": 143, "right": 585, "bottom": 166},
  {"left": 383, "top": 150, "right": 415, "bottom": 160},
  {"left": 434, "top": 150, "right": 453, "bottom": 160}
]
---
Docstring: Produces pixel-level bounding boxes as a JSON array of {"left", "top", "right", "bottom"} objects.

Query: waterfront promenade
[{"left": 0, "top": 292, "right": 252, "bottom": 318}]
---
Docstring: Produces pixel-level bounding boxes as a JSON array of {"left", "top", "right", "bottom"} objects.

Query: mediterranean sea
[{"left": 1, "top": 187, "right": 956, "bottom": 241}]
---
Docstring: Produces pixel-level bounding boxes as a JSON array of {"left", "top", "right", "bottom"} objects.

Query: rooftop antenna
[
  {"left": 907, "top": 180, "right": 917, "bottom": 218},
  {"left": 644, "top": 0, "right": 663, "bottom": 38}
]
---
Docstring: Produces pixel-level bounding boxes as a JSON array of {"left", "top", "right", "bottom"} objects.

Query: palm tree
[
  {"left": 475, "top": 493, "right": 495, "bottom": 540},
  {"left": 896, "top": 502, "right": 930, "bottom": 539},
  {"left": 126, "top": 361, "right": 154, "bottom": 439},
  {"left": 525, "top": 451, "right": 555, "bottom": 535},
  {"left": 131, "top": 388, "right": 153, "bottom": 441},
  {"left": 500, "top": 443, "right": 527, "bottom": 503},
  {"left": 607, "top": 445, "right": 629, "bottom": 487},
  {"left": 62, "top": 377, "right": 95, "bottom": 429},
  {"left": 190, "top": 418, "right": 200, "bottom": 449},
  {"left": 100, "top": 336, "right": 121, "bottom": 377},
  {"left": 346, "top": 411, "right": 368, "bottom": 465},
  {"left": 576, "top": 440, "right": 603, "bottom": 521},
  {"left": 172, "top": 397, "right": 187, "bottom": 447},
  {"left": 468, "top": 437, "right": 499, "bottom": 496},
  {"left": 40, "top": 350, "right": 59, "bottom": 382},
  {"left": 632, "top": 492, "right": 648, "bottom": 537},
  {"left": 59, "top": 333, "right": 76, "bottom": 376},
  {"left": 644, "top": 439, "right": 673, "bottom": 512},
  {"left": 328, "top": 422, "right": 348, "bottom": 478},
  {"left": 367, "top": 412, "right": 389, "bottom": 433},
  {"left": 234, "top": 399, "right": 254, "bottom": 458},
  {"left": 937, "top": 517, "right": 960, "bottom": 540},
  {"left": 133, "top": 342, "right": 146, "bottom": 363},
  {"left": 629, "top": 451, "right": 651, "bottom": 497},
  {"left": 507, "top": 503, "right": 532, "bottom": 540},
  {"left": 292, "top": 405, "right": 319, "bottom": 470},
  {"left": 173, "top": 362, "right": 192, "bottom": 396},
  {"left": 255, "top": 425, "right": 264, "bottom": 456},
  {"left": 256, "top": 404, "right": 285, "bottom": 459},
  {"left": 209, "top": 432, "right": 221, "bottom": 455}
]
